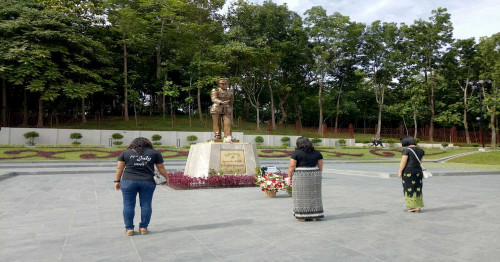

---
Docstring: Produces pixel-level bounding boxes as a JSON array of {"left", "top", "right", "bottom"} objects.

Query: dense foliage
[{"left": 0, "top": 0, "right": 498, "bottom": 147}]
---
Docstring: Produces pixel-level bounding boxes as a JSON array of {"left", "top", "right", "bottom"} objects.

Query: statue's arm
[{"left": 211, "top": 89, "right": 222, "bottom": 104}]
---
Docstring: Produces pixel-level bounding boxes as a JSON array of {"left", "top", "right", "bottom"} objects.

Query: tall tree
[
  {"left": 411, "top": 8, "right": 453, "bottom": 141},
  {"left": 477, "top": 33, "right": 500, "bottom": 148},
  {"left": 361, "top": 21, "right": 399, "bottom": 138}
]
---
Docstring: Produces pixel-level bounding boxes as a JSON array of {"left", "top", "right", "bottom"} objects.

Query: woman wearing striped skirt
[{"left": 288, "top": 137, "right": 324, "bottom": 221}]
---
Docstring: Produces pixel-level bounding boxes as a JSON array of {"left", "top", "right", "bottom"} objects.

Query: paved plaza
[{"left": 1, "top": 161, "right": 500, "bottom": 261}]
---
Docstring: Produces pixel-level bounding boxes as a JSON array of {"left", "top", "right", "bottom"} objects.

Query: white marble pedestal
[{"left": 184, "top": 142, "right": 260, "bottom": 177}]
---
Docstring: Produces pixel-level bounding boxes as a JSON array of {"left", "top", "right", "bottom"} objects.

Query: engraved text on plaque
[{"left": 220, "top": 150, "right": 246, "bottom": 174}]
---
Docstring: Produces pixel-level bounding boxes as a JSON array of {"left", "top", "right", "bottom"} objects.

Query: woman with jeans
[{"left": 114, "top": 137, "right": 168, "bottom": 236}]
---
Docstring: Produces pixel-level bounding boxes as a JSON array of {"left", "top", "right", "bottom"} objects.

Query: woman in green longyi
[{"left": 397, "top": 136, "right": 425, "bottom": 212}]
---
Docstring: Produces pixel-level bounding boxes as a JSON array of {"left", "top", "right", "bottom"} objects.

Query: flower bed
[{"left": 167, "top": 171, "right": 256, "bottom": 189}]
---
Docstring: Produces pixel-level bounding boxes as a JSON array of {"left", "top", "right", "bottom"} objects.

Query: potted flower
[
  {"left": 152, "top": 134, "right": 162, "bottom": 145},
  {"left": 255, "top": 173, "right": 286, "bottom": 198},
  {"left": 70, "top": 132, "right": 82, "bottom": 146}
]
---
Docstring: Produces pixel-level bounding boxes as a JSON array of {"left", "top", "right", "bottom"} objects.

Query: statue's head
[{"left": 217, "top": 78, "right": 229, "bottom": 89}]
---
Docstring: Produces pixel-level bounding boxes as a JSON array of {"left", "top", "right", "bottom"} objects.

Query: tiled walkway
[{"left": 1, "top": 168, "right": 500, "bottom": 261}]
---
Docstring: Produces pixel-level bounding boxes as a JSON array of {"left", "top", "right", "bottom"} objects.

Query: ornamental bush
[
  {"left": 113, "top": 141, "right": 123, "bottom": 146},
  {"left": 70, "top": 133, "right": 82, "bottom": 145},
  {"left": 111, "top": 133, "right": 123, "bottom": 140},
  {"left": 280, "top": 136, "right": 290, "bottom": 142},
  {"left": 255, "top": 136, "right": 264, "bottom": 144},
  {"left": 152, "top": 134, "right": 162, "bottom": 144},
  {"left": 386, "top": 138, "right": 396, "bottom": 144},
  {"left": 24, "top": 131, "right": 39, "bottom": 146},
  {"left": 186, "top": 135, "right": 198, "bottom": 142},
  {"left": 356, "top": 138, "right": 371, "bottom": 143},
  {"left": 311, "top": 138, "right": 322, "bottom": 145},
  {"left": 338, "top": 139, "right": 346, "bottom": 145},
  {"left": 441, "top": 142, "right": 449, "bottom": 148}
]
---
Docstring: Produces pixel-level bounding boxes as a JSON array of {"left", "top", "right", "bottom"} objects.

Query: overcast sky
[{"left": 225, "top": 0, "right": 500, "bottom": 40}]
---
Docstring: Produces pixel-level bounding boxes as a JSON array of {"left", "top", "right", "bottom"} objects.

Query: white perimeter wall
[{"left": 0, "top": 127, "right": 353, "bottom": 147}]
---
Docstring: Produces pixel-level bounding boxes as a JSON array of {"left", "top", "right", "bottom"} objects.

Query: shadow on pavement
[
  {"left": 152, "top": 219, "right": 253, "bottom": 233},
  {"left": 322, "top": 210, "right": 386, "bottom": 220}
]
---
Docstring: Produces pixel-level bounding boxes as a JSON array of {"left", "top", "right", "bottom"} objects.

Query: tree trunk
[
  {"left": 189, "top": 77, "right": 192, "bottom": 128},
  {"left": 318, "top": 69, "right": 325, "bottom": 135},
  {"left": 81, "top": 97, "right": 87, "bottom": 123},
  {"left": 123, "top": 32, "right": 129, "bottom": 122},
  {"left": 376, "top": 103, "right": 382, "bottom": 138},
  {"left": 490, "top": 112, "right": 496, "bottom": 149},
  {"left": 163, "top": 71, "right": 168, "bottom": 119},
  {"left": 267, "top": 71, "right": 276, "bottom": 130},
  {"left": 243, "top": 100, "right": 249, "bottom": 120},
  {"left": 294, "top": 97, "right": 302, "bottom": 129},
  {"left": 1, "top": 78, "right": 6, "bottom": 126},
  {"left": 37, "top": 96, "right": 43, "bottom": 128},
  {"left": 23, "top": 89, "right": 28, "bottom": 127},
  {"left": 413, "top": 108, "right": 418, "bottom": 138},
  {"left": 197, "top": 87, "right": 203, "bottom": 121},
  {"left": 255, "top": 101, "right": 260, "bottom": 131},
  {"left": 134, "top": 103, "right": 138, "bottom": 127},
  {"left": 334, "top": 77, "right": 344, "bottom": 134},
  {"left": 278, "top": 91, "right": 290, "bottom": 125}
]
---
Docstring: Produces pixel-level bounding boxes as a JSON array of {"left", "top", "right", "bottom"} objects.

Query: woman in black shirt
[
  {"left": 398, "top": 136, "right": 425, "bottom": 212},
  {"left": 114, "top": 137, "right": 168, "bottom": 236},
  {"left": 288, "top": 137, "right": 324, "bottom": 221}
]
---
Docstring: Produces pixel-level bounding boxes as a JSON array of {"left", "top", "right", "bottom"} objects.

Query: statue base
[
  {"left": 184, "top": 142, "right": 259, "bottom": 177},
  {"left": 208, "top": 138, "right": 240, "bottom": 143}
]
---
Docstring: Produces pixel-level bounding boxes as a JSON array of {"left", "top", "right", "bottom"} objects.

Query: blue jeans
[{"left": 121, "top": 180, "right": 156, "bottom": 230}]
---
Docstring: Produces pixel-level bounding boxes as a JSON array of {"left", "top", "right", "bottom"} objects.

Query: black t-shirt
[
  {"left": 118, "top": 148, "right": 164, "bottom": 182},
  {"left": 291, "top": 150, "right": 323, "bottom": 167},
  {"left": 402, "top": 147, "right": 425, "bottom": 166}
]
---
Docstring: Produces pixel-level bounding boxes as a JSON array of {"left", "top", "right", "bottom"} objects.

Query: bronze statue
[{"left": 210, "top": 78, "right": 234, "bottom": 140}]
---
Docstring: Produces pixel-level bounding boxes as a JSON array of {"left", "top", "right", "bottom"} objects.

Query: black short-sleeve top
[
  {"left": 291, "top": 150, "right": 323, "bottom": 167},
  {"left": 118, "top": 148, "right": 164, "bottom": 182},
  {"left": 402, "top": 147, "right": 425, "bottom": 167}
]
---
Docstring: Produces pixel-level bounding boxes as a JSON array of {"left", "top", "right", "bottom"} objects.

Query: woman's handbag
[
  {"left": 144, "top": 161, "right": 167, "bottom": 185},
  {"left": 153, "top": 172, "right": 167, "bottom": 185},
  {"left": 407, "top": 147, "right": 432, "bottom": 178}
]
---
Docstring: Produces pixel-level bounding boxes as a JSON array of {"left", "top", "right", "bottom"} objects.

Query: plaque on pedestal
[{"left": 184, "top": 142, "right": 260, "bottom": 177}]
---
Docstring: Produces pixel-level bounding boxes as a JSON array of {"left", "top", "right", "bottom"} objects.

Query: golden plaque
[{"left": 220, "top": 150, "right": 246, "bottom": 174}]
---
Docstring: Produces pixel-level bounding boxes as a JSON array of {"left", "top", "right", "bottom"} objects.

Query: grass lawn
[
  {"left": 0, "top": 147, "right": 477, "bottom": 161},
  {"left": 446, "top": 151, "right": 500, "bottom": 165}
]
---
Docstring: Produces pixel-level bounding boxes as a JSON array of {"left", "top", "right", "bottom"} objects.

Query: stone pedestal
[{"left": 184, "top": 142, "right": 260, "bottom": 178}]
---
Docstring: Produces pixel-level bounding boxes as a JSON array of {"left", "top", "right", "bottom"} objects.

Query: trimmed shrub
[
  {"left": 113, "top": 141, "right": 123, "bottom": 146},
  {"left": 24, "top": 131, "right": 39, "bottom": 146},
  {"left": 441, "top": 142, "right": 449, "bottom": 148},
  {"left": 70, "top": 133, "right": 82, "bottom": 145},
  {"left": 280, "top": 136, "right": 290, "bottom": 142},
  {"left": 414, "top": 138, "right": 420, "bottom": 143},
  {"left": 311, "top": 138, "right": 322, "bottom": 145},
  {"left": 255, "top": 136, "right": 264, "bottom": 144},
  {"left": 386, "top": 138, "right": 396, "bottom": 144},
  {"left": 356, "top": 138, "right": 371, "bottom": 143},
  {"left": 186, "top": 135, "right": 198, "bottom": 142},
  {"left": 111, "top": 133, "right": 123, "bottom": 140},
  {"left": 152, "top": 134, "right": 162, "bottom": 145},
  {"left": 338, "top": 139, "right": 346, "bottom": 145}
]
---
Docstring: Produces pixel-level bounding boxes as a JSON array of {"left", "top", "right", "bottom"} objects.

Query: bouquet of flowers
[{"left": 255, "top": 173, "right": 286, "bottom": 192}]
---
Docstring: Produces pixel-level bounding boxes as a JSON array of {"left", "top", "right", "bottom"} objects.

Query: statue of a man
[{"left": 210, "top": 78, "right": 234, "bottom": 140}]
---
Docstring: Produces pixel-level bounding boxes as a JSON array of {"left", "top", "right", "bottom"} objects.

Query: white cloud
[{"left": 223, "top": 0, "right": 500, "bottom": 40}]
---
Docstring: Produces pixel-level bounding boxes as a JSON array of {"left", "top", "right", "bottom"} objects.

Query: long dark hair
[
  {"left": 128, "top": 137, "right": 153, "bottom": 154},
  {"left": 295, "top": 136, "right": 315, "bottom": 152},
  {"left": 400, "top": 136, "right": 417, "bottom": 147}
]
